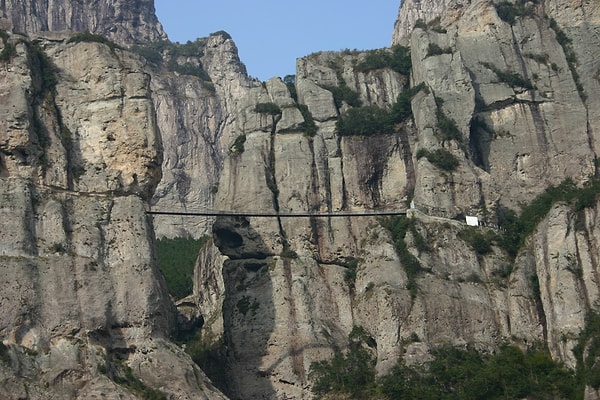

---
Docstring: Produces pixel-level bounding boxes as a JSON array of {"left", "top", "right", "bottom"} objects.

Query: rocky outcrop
[
  {"left": 0, "top": 31, "right": 225, "bottom": 399},
  {"left": 194, "top": 1, "right": 600, "bottom": 399},
  {"left": 150, "top": 32, "right": 263, "bottom": 238},
  {"left": 1, "top": 0, "right": 600, "bottom": 399},
  {"left": 0, "top": 0, "right": 166, "bottom": 44}
]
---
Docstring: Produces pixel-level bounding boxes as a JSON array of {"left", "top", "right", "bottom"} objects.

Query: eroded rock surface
[{"left": 0, "top": 32, "right": 225, "bottom": 399}]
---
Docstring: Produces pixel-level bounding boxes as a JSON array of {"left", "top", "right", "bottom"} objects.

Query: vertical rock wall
[
  {"left": 0, "top": 32, "right": 225, "bottom": 399},
  {"left": 198, "top": 1, "right": 600, "bottom": 399}
]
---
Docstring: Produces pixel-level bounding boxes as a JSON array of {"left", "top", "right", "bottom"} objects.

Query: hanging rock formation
[
  {"left": 1, "top": 0, "right": 600, "bottom": 399},
  {"left": 194, "top": 0, "right": 600, "bottom": 398}
]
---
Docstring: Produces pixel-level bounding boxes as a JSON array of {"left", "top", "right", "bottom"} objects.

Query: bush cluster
[
  {"left": 379, "top": 216, "right": 424, "bottom": 298},
  {"left": 111, "top": 359, "right": 166, "bottom": 399},
  {"left": 495, "top": 0, "right": 537, "bottom": 24},
  {"left": 67, "top": 32, "right": 123, "bottom": 51},
  {"left": 336, "top": 83, "right": 426, "bottom": 136},
  {"left": 322, "top": 83, "right": 362, "bottom": 109},
  {"left": 230, "top": 134, "right": 246, "bottom": 154},
  {"left": 311, "top": 340, "right": 576, "bottom": 400},
  {"left": 416, "top": 148, "right": 460, "bottom": 171},
  {"left": 310, "top": 327, "right": 377, "bottom": 398},
  {"left": 481, "top": 62, "right": 534, "bottom": 90},
  {"left": 184, "top": 332, "right": 230, "bottom": 395},
  {"left": 381, "top": 344, "right": 576, "bottom": 400},
  {"left": 459, "top": 227, "right": 494, "bottom": 254},
  {"left": 129, "top": 38, "right": 213, "bottom": 83},
  {"left": 26, "top": 42, "right": 58, "bottom": 95},
  {"left": 574, "top": 311, "right": 600, "bottom": 391},
  {"left": 296, "top": 104, "right": 317, "bottom": 137},
  {"left": 355, "top": 45, "right": 412, "bottom": 76},
  {"left": 498, "top": 178, "right": 600, "bottom": 258},
  {"left": 254, "top": 102, "right": 282, "bottom": 115},
  {"left": 426, "top": 43, "right": 453, "bottom": 57},
  {"left": 549, "top": 18, "right": 586, "bottom": 101},
  {"left": 156, "top": 236, "right": 209, "bottom": 300}
]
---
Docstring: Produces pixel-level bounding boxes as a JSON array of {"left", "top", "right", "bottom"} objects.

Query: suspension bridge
[{"left": 146, "top": 209, "right": 408, "bottom": 218}]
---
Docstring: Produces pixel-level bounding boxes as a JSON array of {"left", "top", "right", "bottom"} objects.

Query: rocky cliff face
[
  {"left": 150, "top": 32, "right": 263, "bottom": 238},
  {"left": 193, "top": 0, "right": 600, "bottom": 399},
  {"left": 0, "top": 31, "right": 225, "bottom": 399},
  {"left": 2, "top": 0, "right": 600, "bottom": 399},
  {"left": 0, "top": 0, "right": 166, "bottom": 44}
]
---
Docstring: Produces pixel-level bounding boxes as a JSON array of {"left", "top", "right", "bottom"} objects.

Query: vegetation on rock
[
  {"left": 254, "top": 102, "right": 282, "bottom": 116},
  {"left": 495, "top": 0, "right": 538, "bottom": 24},
  {"left": 426, "top": 43, "right": 453, "bottom": 57},
  {"left": 355, "top": 45, "right": 412, "bottom": 75},
  {"left": 380, "top": 216, "right": 425, "bottom": 298},
  {"left": 67, "top": 31, "right": 123, "bottom": 53},
  {"left": 416, "top": 148, "right": 460, "bottom": 171},
  {"left": 311, "top": 335, "right": 576, "bottom": 399},
  {"left": 336, "top": 83, "right": 426, "bottom": 136},
  {"left": 498, "top": 178, "right": 600, "bottom": 259},
  {"left": 230, "top": 134, "right": 246, "bottom": 155},
  {"left": 481, "top": 62, "right": 534, "bottom": 90},
  {"left": 548, "top": 18, "right": 586, "bottom": 101}
]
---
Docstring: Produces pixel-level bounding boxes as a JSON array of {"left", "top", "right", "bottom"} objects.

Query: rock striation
[
  {"left": 0, "top": 31, "right": 225, "bottom": 399},
  {"left": 0, "top": 0, "right": 166, "bottom": 44},
  {"left": 1, "top": 0, "right": 600, "bottom": 399},
  {"left": 193, "top": 0, "right": 600, "bottom": 399}
]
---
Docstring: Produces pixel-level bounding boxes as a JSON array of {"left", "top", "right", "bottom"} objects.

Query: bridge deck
[{"left": 147, "top": 210, "right": 408, "bottom": 218}]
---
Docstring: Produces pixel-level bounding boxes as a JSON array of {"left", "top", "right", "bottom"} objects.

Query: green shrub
[
  {"left": 283, "top": 74, "right": 297, "bottom": 101},
  {"left": 495, "top": 0, "right": 537, "bottom": 24},
  {"left": 525, "top": 52, "right": 549, "bottom": 64},
  {"left": 297, "top": 104, "right": 317, "bottom": 137},
  {"left": 481, "top": 62, "right": 534, "bottom": 89},
  {"left": 26, "top": 42, "right": 58, "bottom": 94},
  {"left": 574, "top": 311, "right": 600, "bottom": 392},
  {"left": 459, "top": 227, "right": 493, "bottom": 254},
  {"left": 426, "top": 43, "right": 453, "bottom": 57},
  {"left": 380, "top": 217, "right": 424, "bottom": 298},
  {"left": 414, "top": 19, "right": 428, "bottom": 30},
  {"left": 391, "top": 82, "right": 427, "bottom": 123},
  {"left": 344, "top": 257, "right": 362, "bottom": 285},
  {"left": 156, "top": 236, "right": 209, "bottom": 300},
  {"left": 184, "top": 332, "right": 230, "bottom": 395},
  {"left": 167, "top": 59, "right": 211, "bottom": 81},
  {"left": 129, "top": 44, "right": 163, "bottom": 65},
  {"left": 309, "top": 328, "right": 377, "bottom": 398},
  {"left": 323, "top": 83, "right": 362, "bottom": 109},
  {"left": 312, "top": 342, "right": 577, "bottom": 400},
  {"left": 437, "top": 110, "right": 463, "bottom": 142},
  {"left": 417, "top": 148, "right": 460, "bottom": 171},
  {"left": 336, "top": 105, "right": 394, "bottom": 136},
  {"left": 170, "top": 38, "right": 207, "bottom": 57},
  {"left": 355, "top": 45, "right": 412, "bottom": 75},
  {"left": 67, "top": 32, "right": 122, "bottom": 51},
  {"left": 336, "top": 82, "right": 426, "bottom": 137},
  {"left": 112, "top": 359, "right": 166, "bottom": 399},
  {"left": 230, "top": 134, "right": 246, "bottom": 154},
  {"left": 255, "top": 102, "right": 282, "bottom": 115},
  {"left": 209, "top": 30, "right": 232, "bottom": 40},
  {"left": 498, "top": 178, "right": 600, "bottom": 258}
]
